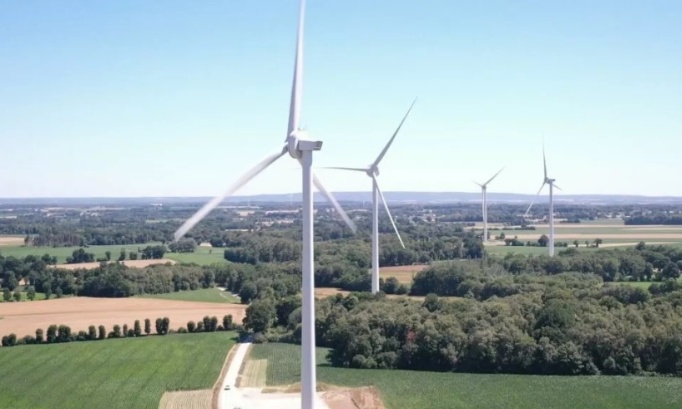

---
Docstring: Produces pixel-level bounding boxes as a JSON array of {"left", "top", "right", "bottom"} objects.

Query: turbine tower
[
  {"left": 324, "top": 100, "right": 416, "bottom": 294},
  {"left": 474, "top": 166, "right": 504, "bottom": 242},
  {"left": 173, "top": 1, "right": 356, "bottom": 408},
  {"left": 525, "top": 142, "right": 561, "bottom": 256}
]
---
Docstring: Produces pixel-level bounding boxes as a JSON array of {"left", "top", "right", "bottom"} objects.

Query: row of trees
[{"left": 0, "top": 314, "right": 239, "bottom": 348}]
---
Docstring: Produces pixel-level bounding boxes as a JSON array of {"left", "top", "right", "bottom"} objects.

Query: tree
[
  {"left": 26, "top": 286, "right": 36, "bottom": 301},
  {"left": 662, "top": 262, "right": 681, "bottom": 280},
  {"left": 118, "top": 249, "right": 126, "bottom": 261},
  {"left": 594, "top": 238, "right": 603, "bottom": 248},
  {"left": 538, "top": 235, "right": 550, "bottom": 247},
  {"left": 187, "top": 321, "right": 196, "bottom": 333},
  {"left": 98, "top": 325, "right": 106, "bottom": 340},
  {"left": 105, "top": 251, "right": 112, "bottom": 261},
  {"left": 3, "top": 288, "right": 11, "bottom": 302},
  {"left": 55, "top": 287, "right": 63, "bottom": 298},
  {"left": 382, "top": 277, "right": 400, "bottom": 294},
  {"left": 35, "top": 328, "right": 44, "bottom": 343},
  {"left": 123, "top": 324, "right": 129, "bottom": 337},
  {"left": 86, "top": 325, "right": 96, "bottom": 340},
  {"left": 12, "top": 289, "right": 21, "bottom": 302},
  {"left": 573, "top": 240, "right": 579, "bottom": 248},
  {"left": 134, "top": 320, "right": 142, "bottom": 337},
  {"left": 244, "top": 298, "right": 276, "bottom": 333},
  {"left": 223, "top": 314, "right": 233, "bottom": 330},
  {"left": 129, "top": 251, "right": 138, "bottom": 260},
  {"left": 113, "top": 325, "right": 122, "bottom": 338},
  {"left": 144, "top": 318, "right": 151, "bottom": 335}
]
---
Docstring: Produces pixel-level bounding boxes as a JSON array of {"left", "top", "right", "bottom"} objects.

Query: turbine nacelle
[{"left": 287, "top": 130, "right": 318, "bottom": 158}]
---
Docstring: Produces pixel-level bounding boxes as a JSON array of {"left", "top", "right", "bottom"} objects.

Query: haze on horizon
[{"left": 1, "top": 0, "right": 680, "bottom": 199}]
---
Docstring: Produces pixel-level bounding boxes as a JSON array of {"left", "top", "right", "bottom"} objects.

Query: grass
[
  {"left": 137, "top": 288, "right": 240, "bottom": 304},
  {"left": 0, "top": 242, "right": 226, "bottom": 266},
  {"left": 0, "top": 331, "right": 236, "bottom": 409},
  {"left": 250, "top": 343, "right": 682, "bottom": 409}
]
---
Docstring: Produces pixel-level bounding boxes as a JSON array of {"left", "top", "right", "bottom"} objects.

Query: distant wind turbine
[
  {"left": 172, "top": 1, "right": 356, "bottom": 408},
  {"left": 324, "top": 99, "right": 417, "bottom": 294},
  {"left": 474, "top": 166, "right": 505, "bottom": 242},
  {"left": 525, "top": 142, "right": 561, "bottom": 256}
]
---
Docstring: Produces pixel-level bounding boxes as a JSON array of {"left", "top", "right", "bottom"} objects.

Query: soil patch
[
  {"left": 263, "top": 384, "right": 385, "bottom": 409},
  {"left": 55, "top": 259, "right": 176, "bottom": 270},
  {"left": 0, "top": 236, "right": 24, "bottom": 246},
  {"left": 158, "top": 389, "right": 212, "bottom": 409},
  {"left": 0, "top": 297, "right": 246, "bottom": 338}
]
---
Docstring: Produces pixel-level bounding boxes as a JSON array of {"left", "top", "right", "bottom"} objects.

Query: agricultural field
[
  {"left": 377, "top": 264, "right": 428, "bottom": 284},
  {"left": 0, "top": 296, "right": 246, "bottom": 338},
  {"left": 137, "top": 288, "right": 240, "bottom": 304},
  {"left": 0, "top": 242, "right": 227, "bottom": 266},
  {"left": 481, "top": 219, "right": 682, "bottom": 255},
  {"left": 249, "top": 343, "right": 682, "bottom": 409},
  {"left": 0, "top": 332, "right": 235, "bottom": 409}
]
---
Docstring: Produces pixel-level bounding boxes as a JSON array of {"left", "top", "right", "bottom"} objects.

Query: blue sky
[{"left": 1, "top": 0, "right": 680, "bottom": 198}]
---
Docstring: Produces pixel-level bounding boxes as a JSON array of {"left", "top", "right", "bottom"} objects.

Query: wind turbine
[
  {"left": 173, "top": 1, "right": 356, "bottom": 408},
  {"left": 324, "top": 100, "right": 416, "bottom": 294},
  {"left": 525, "top": 142, "right": 561, "bottom": 256},
  {"left": 473, "top": 166, "right": 504, "bottom": 243}
]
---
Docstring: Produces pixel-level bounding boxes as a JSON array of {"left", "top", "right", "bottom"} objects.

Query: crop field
[
  {"left": 249, "top": 343, "right": 682, "bottom": 409},
  {"left": 138, "top": 288, "right": 240, "bottom": 304},
  {"left": 0, "top": 235, "right": 25, "bottom": 246},
  {"left": 378, "top": 264, "right": 428, "bottom": 283},
  {"left": 0, "top": 296, "right": 246, "bottom": 338},
  {"left": 481, "top": 219, "right": 682, "bottom": 255},
  {"left": 0, "top": 242, "right": 227, "bottom": 266},
  {"left": 0, "top": 332, "right": 235, "bottom": 409}
]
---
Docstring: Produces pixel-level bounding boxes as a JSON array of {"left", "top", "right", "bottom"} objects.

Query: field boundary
[{"left": 210, "top": 342, "right": 238, "bottom": 409}]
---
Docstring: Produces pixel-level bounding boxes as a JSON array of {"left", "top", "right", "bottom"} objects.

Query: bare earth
[
  {"left": 0, "top": 236, "right": 24, "bottom": 246},
  {"left": 377, "top": 265, "right": 428, "bottom": 284},
  {"left": 0, "top": 297, "right": 246, "bottom": 338},
  {"left": 55, "top": 258, "right": 177, "bottom": 270}
]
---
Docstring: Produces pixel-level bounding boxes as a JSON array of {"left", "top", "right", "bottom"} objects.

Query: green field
[
  {"left": 250, "top": 343, "right": 682, "bottom": 409},
  {"left": 0, "top": 243, "right": 226, "bottom": 266},
  {"left": 137, "top": 288, "right": 240, "bottom": 304},
  {"left": 0, "top": 332, "right": 235, "bottom": 409}
]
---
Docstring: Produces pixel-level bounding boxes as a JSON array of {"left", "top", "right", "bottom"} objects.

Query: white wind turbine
[
  {"left": 473, "top": 166, "right": 505, "bottom": 243},
  {"left": 173, "top": 1, "right": 356, "bottom": 408},
  {"left": 525, "top": 142, "right": 561, "bottom": 256},
  {"left": 323, "top": 100, "right": 416, "bottom": 294}
]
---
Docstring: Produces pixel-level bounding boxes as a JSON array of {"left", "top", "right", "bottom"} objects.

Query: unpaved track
[{"left": 0, "top": 297, "right": 246, "bottom": 338}]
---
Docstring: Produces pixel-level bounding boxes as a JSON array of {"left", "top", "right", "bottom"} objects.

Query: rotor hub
[
  {"left": 287, "top": 130, "right": 310, "bottom": 159},
  {"left": 368, "top": 165, "right": 379, "bottom": 177}
]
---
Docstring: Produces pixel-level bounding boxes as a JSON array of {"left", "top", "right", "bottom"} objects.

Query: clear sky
[{"left": 1, "top": 0, "right": 680, "bottom": 198}]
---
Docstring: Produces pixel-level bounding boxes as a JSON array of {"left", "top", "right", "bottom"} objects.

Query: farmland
[
  {"left": 0, "top": 296, "right": 246, "bottom": 338},
  {"left": 480, "top": 219, "right": 682, "bottom": 256},
  {"left": 249, "top": 343, "right": 682, "bottom": 409},
  {"left": 0, "top": 332, "right": 235, "bottom": 409},
  {"left": 137, "top": 288, "right": 240, "bottom": 304},
  {"left": 0, "top": 242, "right": 227, "bottom": 266}
]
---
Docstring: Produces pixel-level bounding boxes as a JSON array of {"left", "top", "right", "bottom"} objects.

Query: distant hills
[{"left": 2, "top": 192, "right": 682, "bottom": 206}]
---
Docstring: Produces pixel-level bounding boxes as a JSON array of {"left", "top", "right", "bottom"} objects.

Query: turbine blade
[
  {"left": 483, "top": 166, "right": 505, "bottom": 186},
  {"left": 321, "top": 166, "right": 368, "bottom": 172},
  {"left": 174, "top": 147, "right": 287, "bottom": 240},
  {"left": 542, "top": 140, "right": 548, "bottom": 180},
  {"left": 286, "top": 0, "right": 305, "bottom": 139},
  {"left": 473, "top": 180, "right": 483, "bottom": 187},
  {"left": 373, "top": 176, "right": 405, "bottom": 249},
  {"left": 372, "top": 97, "right": 418, "bottom": 167},
  {"left": 311, "top": 171, "right": 357, "bottom": 233},
  {"left": 524, "top": 181, "right": 546, "bottom": 217},
  {"left": 553, "top": 183, "right": 563, "bottom": 191}
]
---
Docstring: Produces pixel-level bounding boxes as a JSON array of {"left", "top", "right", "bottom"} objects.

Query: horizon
[{"left": 1, "top": 1, "right": 680, "bottom": 198}]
